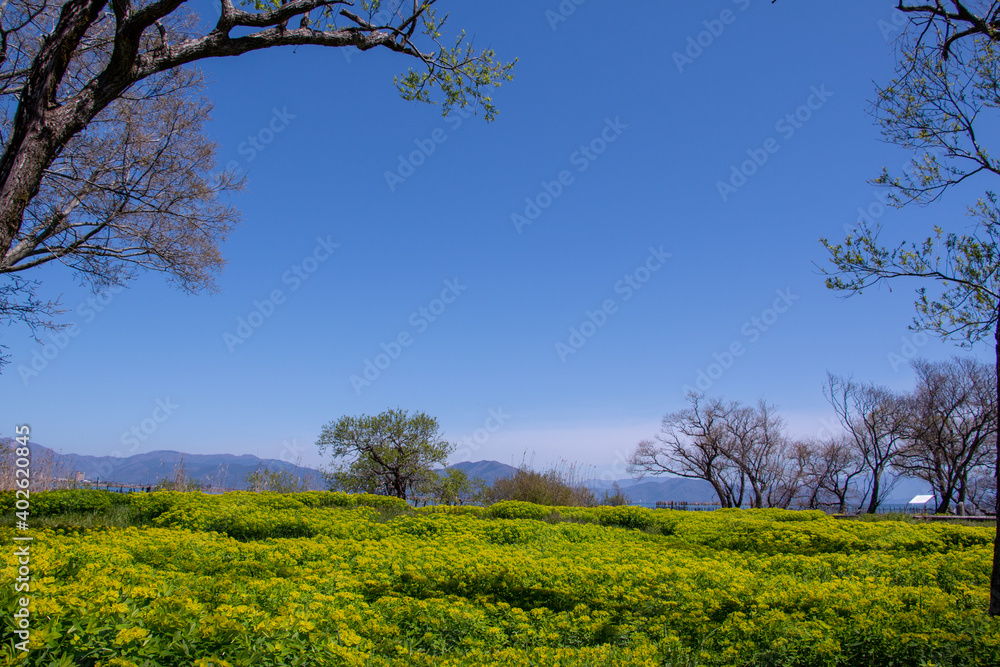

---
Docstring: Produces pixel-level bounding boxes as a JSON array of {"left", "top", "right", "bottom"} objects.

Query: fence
[{"left": 651, "top": 501, "right": 952, "bottom": 515}]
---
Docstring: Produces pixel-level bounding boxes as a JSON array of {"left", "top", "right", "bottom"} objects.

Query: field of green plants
[{"left": 2, "top": 490, "right": 998, "bottom": 666}]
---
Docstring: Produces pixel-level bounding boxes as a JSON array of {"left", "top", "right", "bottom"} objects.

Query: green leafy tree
[
  {"left": 820, "top": 3, "right": 1000, "bottom": 614},
  {"left": 316, "top": 408, "right": 453, "bottom": 500},
  {"left": 430, "top": 467, "right": 474, "bottom": 505}
]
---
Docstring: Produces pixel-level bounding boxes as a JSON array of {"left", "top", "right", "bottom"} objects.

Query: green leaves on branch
[
  {"left": 394, "top": 10, "right": 516, "bottom": 122},
  {"left": 316, "top": 408, "right": 455, "bottom": 500},
  {"left": 822, "top": 24, "right": 1000, "bottom": 346},
  {"left": 869, "top": 36, "right": 1000, "bottom": 205},
  {"left": 821, "top": 206, "right": 1000, "bottom": 345},
  {"left": 239, "top": 1, "right": 516, "bottom": 121}
]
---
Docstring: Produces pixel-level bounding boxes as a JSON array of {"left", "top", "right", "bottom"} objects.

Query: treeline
[{"left": 629, "top": 357, "right": 997, "bottom": 514}]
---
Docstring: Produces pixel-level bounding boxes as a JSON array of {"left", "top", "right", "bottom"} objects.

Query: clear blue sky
[{"left": 2, "top": 0, "right": 992, "bottom": 476}]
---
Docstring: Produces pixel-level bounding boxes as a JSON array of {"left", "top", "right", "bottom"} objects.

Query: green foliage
[
  {"left": 426, "top": 467, "right": 478, "bottom": 506},
  {"left": 125, "top": 490, "right": 186, "bottom": 522},
  {"left": 0, "top": 489, "right": 128, "bottom": 516},
  {"left": 6, "top": 492, "right": 999, "bottom": 666},
  {"left": 233, "top": 0, "right": 516, "bottom": 122},
  {"left": 486, "top": 500, "right": 555, "bottom": 521},
  {"left": 393, "top": 8, "right": 516, "bottom": 122},
  {"left": 415, "top": 504, "right": 486, "bottom": 517},
  {"left": 593, "top": 505, "right": 655, "bottom": 531},
  {"left": 317, "top": 408, "right": 454, "bottom": 500},
  {"left": 820, "top": 35, "right": 1000, "bottom": 346}
]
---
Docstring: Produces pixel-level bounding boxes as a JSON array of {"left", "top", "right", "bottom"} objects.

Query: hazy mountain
[
  {"left": 1, "top": 441, "right": 325, "bottom": 490},
  {"left": 604, "top": 478, "right": 719, "bottom": 504},
  {"left": 447, "top": 460, "right": 517, "bottom": 486}
]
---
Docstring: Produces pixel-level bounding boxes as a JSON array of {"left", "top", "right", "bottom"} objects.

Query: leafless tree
[
  {"left": 630, "top": 394, "right": 798, "bottom": 509},
  {"left": 824, "top": 373, "right": 910, "bottom": 513},
  {"left": 805, "top": 435, "right": 866, "bottom": 514},
  {"left": 725, "top": 399, "right": 788, "bottom": 509},
  {"left": 629, "top": 393, "right": 746, "bottom": 508},
  {"left": 766, "top": 439, "right": 812, "bottom": 510},
  {"left": 896, "top": 357, "right": 996, "bottom": 513},
  {"left": 0, "top": 0, "right": 513, "bottom": 362},
  {"left": 895, "top": 1, "right": 1000, "bottom": 56},
  {"left": 968, "top": 470, "right": 998, "bottom": 513}
]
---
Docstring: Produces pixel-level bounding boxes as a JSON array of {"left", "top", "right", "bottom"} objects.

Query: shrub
[
  {"left": 415, "top": 505, "right": 486, "bottom": 517},
  {"left": 484, "top": 461, "right": 596, "bottom": 507},
  {"left": 594, "top": 505, "right": 655, "bottom": 531},
  {"left": 0, "top": 489, "right": 129, "bottom": 516},
  {"left": 486, "top": 500, "right": 553, "bottom": 521}
]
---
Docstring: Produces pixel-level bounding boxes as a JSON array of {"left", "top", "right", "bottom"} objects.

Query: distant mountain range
[
  {"left": 2, "top": 441, "right": 325, "bottom": 490},
  {"left": 2, "top": 441, "right": 932, "bottom": 505},
  {"left": 447, "top": 460, "right": 517, "bottom": 486}
]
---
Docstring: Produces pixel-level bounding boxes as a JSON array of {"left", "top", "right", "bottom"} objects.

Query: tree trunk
[
  {"left": 936, "top": 492, "right": 952, "bottom": 515},
  {"left": 866, "top": 471, "right": 881, "bottom": 514},
  {"left": 990, "top": 315, "right": 1000, "bottom": 616},
  {"left": 710, "top": 483, "right": 731, "bottom": 508},
  {"left": 0, "top": 0, "right": 110, "bottom": 259},
  {"left": 935, "top": 471, "right": 956, "bottom": 515}
]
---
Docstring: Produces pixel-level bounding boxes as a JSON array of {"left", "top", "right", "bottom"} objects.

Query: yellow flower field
[{"left": 2, "top": 491, "right": 998, "bottom": 666}]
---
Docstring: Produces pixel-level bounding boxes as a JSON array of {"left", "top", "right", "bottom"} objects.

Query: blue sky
[{"left": 2, "top": 0, "right": 993, "bottom": 477}]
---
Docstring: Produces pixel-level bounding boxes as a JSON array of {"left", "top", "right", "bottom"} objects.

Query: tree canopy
[
  {"left": 316, "top": 408, "right": 454, "bottom": 500},
  {"left": 0, "top": 0, "right": 514, "bottom": 363}
]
